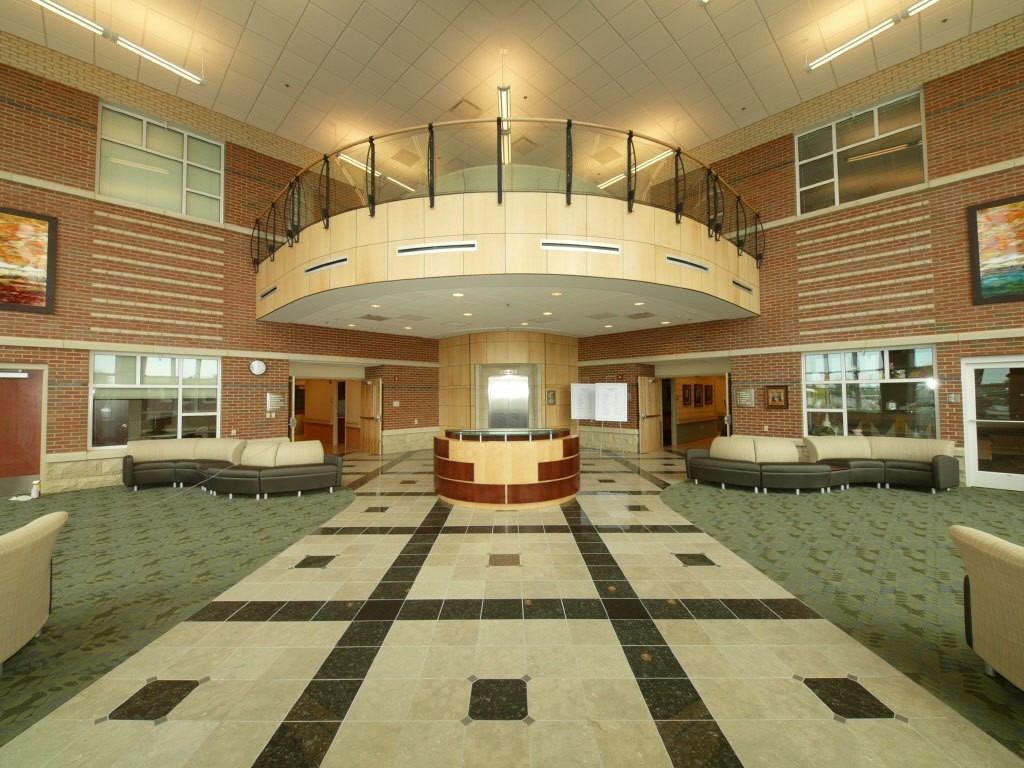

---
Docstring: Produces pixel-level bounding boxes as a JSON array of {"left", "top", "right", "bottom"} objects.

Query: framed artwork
[
  {"left": 694, "top": 384, "right": 703, "bottom": 407},
  {"left": 0, "top": 207, "right": 57, "bottom": 314},
  {"left": 968, "top": 194, "right": 1024, "bottom": 305},
  {"left": 704, "top": 384, "right": 713, "bottom": 405},
  {"left": 681, "top": 384, "right": 691, "bottom": 406},
  {"left": 765, "top": 385, "right": 788, "bottom": 410}
]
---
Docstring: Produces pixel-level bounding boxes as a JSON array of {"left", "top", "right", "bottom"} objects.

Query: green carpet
[
  {"left": 661, "top": 480, "right": 1024, "bottom": 758},
  {"left": 0, "top": 483, "right": 354, "bottom": 748}
]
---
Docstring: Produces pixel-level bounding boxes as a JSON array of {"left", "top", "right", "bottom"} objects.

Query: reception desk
[{"left": 434, "top": 429, "right": 580, "bottom": 508}]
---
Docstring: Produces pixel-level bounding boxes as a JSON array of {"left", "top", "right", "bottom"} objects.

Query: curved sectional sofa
[
  {"left": 122, "top": 437, "right": 342, "bottom": 498},
  {"left": 685, "top": 434, "right": 959, "bottom": 493}
]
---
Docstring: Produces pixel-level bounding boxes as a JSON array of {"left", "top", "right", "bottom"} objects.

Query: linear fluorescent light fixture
[
  {"left": 32, "top": 0, "right": 104, "bottom": 34},
  {"left": 0, "top": 371, "right": 30, "bottom": 379},
  {"left": 807, "top": 15, "right": 898, "bottom": 70},
  {"left": 540, "top": 240, "right": 621, "bottom": 255},
  {"left": 597, "top": 149, "right": 674, "bottom": 189},
  {"left": 498, "top": 85, "right": 512, "bottom": 165},
  {"left": 846, "top": 140, "right": 920, "bottom": 163},
  {"left": 304, "top": 257, "right": 349, "bottom": 275},
  {"left": 904, "top": 0, "right": 942, "bottom": 15},
  {"left": 336, "top": 153, "right": 414, "bottom": 192},
  {"left": 396, "top": 241, "right": 477, "bottom": 256},
  {"left": 32, "top": 0, "right": 205, "bottom": 84}
]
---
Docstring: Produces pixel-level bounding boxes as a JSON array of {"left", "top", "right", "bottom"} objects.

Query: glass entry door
[{"left": 963, "top": 359, "right": 1024, "bottom": 490}]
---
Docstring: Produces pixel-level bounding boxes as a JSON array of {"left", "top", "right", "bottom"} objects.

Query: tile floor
[{"left": 1, "top": 450, "right": 1019, "bottom": 767}]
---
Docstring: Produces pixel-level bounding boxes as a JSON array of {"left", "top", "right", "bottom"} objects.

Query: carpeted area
[
  {"left": 661, "top": 480, "right": 1024, "bottom": 758},
  {"left": 0, "top": 483, "right": 354, "bottom": 748}
]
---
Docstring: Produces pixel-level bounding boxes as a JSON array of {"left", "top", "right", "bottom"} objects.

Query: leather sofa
[
  {"left": 122, "top": 437, "right": 342, "bottom": 498},
  {"left": 804, "top": 435, "right": 958, "bottom": 492},
  {"left": 685, "top": 436, "right": 845, "bottom": 493}
]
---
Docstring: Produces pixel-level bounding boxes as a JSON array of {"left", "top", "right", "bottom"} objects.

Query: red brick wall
[{"left": 365, "top": 365, "right": 439, "bottom": 431}]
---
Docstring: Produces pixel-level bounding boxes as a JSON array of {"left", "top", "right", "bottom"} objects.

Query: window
[
  {"left": 803, "top": 347, "right": 937, "bottom": 438},
  {"left": 796, "top": 93, "right": 924, "bottom": 214},
  {"left": 98, "top": 105, "right": 223, "bottom": 222},
  {"left": 91, "top": 353, "right": 220, "bottom": 447}
]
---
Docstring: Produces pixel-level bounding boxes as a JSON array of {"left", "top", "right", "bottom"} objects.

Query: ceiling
[{"left": 3, "top": 0, "right": 1019, "bottom": 339}]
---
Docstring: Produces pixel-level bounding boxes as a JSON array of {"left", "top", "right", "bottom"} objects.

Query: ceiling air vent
[
  {"left": 626, "top": 312, "right": 656, "bottom": 320},
  {"left": 396, "top": 241, "right": 477, "bottom": 256},
  {"left": 304, "top": 256, "right": 348, "bottom": 275},
  {"left": 359, "top": 314, "right": 390, "bottom": 322},
  {"left": 587, "top": 312, "right": 617, "bottom": 320},
  {"left": 259, "top": 286, "right": 277, "bottom": 299},
  {"left": 540, "top": 240, "right": 620, "bottom": 255},
  {"left": 732, "top": 280, "right": 753, "bottom": 294},
  {"left": 666, "top": 255, "right": 710, "bottom": 272}
]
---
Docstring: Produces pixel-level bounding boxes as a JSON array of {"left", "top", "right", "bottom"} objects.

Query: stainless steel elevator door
[{"left": 487, "top": 374, "right": 529, "bottom": 428}]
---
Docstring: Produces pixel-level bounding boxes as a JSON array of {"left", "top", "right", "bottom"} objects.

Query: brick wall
[
  {"left": 577, "top": 363, "right": 655, "bottom": 430},
  {"left": 366, "top": 365, "right": 439, "bottom": 431}
]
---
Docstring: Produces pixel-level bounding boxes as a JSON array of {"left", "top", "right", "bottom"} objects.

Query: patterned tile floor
[{"left": 1, "top": 449, "right": 1019, "bottom": 767}]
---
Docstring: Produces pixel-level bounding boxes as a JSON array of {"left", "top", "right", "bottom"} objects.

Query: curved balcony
[{"left": 251, "top": 119, "right": 765, "bottom": 337}]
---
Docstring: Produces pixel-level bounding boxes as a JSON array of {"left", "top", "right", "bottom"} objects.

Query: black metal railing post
[
  {"left": 367, "top": 137, "right": 376, "bottom": 217},
  {"left": 674, "top": 149, "right": 685, "bottom": 224},
  {"left": 565, "top": 119, "right": 573, "bottom": 206},
  {"left": 496, "top": 117, "right": 504, "bottom": 205},
  {"left": 735, "top": 197, "right": 748, "bottom": 256},
  {"left": 264, "top": 202, "right": 277, "bottom": 261},
  {"left": 319, "top": 155, "right": 330, "bottom": 228},
  {"left": 250, "top": 218, "right": 261, "bottom": 273},
  {"left": 754, "top": 213, "right": 766, "bottom": 268},
  {"left": 626, "top": 131, "right": 636, "bottom": 213},
  {"left": 427, "top": 124, "right": 435, "bottom": 208}
]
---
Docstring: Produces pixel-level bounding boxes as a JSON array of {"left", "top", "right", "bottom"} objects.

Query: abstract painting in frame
[
  {"left": 968, "top": 194, "right": 1024, "bottom": 305},
  {"left": 0, "top": 207, "right": 57, "bottom": 314},
  {"left": 681, "top": 384, "right": 691, "bottom": 406}
]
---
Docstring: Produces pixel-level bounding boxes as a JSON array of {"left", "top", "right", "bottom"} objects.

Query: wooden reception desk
[{"left": 434, "top": 428, "right": 580, "bottom": 508}]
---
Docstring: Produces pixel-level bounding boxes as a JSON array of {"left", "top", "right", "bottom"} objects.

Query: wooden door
[
  {"left": 0, "top": 370, "right": 43, "bottom": 495},
  {"left": 638, "top": 376, "right": 663, "bottom": 453},
  {"left": 360, "top": 378, "right": 382, "bottom": 455}
]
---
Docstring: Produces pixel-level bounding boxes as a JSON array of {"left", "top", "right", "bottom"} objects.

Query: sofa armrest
[
  {"left": 933, "top": 454, "right": 960, "bottom": 489},
  {"left": 122, "top": 455, "right": 135, "bottom": 487},
  {"left": 684, "top": 448, "right": 710, "bottom": 477},
  {"left": 324, "top": 454, "right": 344, "bottom": 486}
]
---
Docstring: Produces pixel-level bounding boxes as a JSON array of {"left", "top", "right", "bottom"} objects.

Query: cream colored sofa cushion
[
  {"left": 240, "top": 439, "right": 282, "bottom": 467},
  {"left": 867, "top": 436, "right": 954, "bottom": 461},
  {"left": 273, "top": 441, "right": 325, "bottom": 467},
  {"left": 804, "top": 435, "right": 872, "bottom": 462},
  {"left": 127, "top": 438, "right": 201, "bottom": 463},
  {"left": 751, "top": 438, "right": 799, "bottom": 463},
  {"left": 709, "top": 436, "right": 756, "bottom": 462},
  {"left": 193, "top": 438, "right": 245, "bottom": 464}
]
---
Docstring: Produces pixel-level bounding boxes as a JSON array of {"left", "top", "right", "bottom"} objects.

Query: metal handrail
[{"left": 250, "top": 117, "right": 763, "bottom": 270}]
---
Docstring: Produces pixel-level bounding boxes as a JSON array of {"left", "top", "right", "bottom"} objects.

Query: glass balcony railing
[{"left": 249, "top": 118, "right": 764, "bottom": 271}]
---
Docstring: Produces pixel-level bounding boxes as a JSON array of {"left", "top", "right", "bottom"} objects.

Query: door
[
  {"left": 638, "top": 376, "right": 663, "bottom": 453},
  {"left": 963, "top": 358, "right": 1024, "bottom": 490},
  {"left": 0, "top": 369, "right": 44, "bottom": 496},
  {"left": 360, "top": 378, "right": 382, "bottom": 455}
]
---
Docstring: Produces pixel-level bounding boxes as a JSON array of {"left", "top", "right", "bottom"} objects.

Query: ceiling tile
[
  {"left": 828, "top": 40, "right": 877, "bottom": 86},
  {"left": 255, "top": 0, "right": 304, "bottom": 25},
  {"left": 610, "top": 1, "right": 658, "bottom": 40},
  {"left": 374, "top": 0, "right": 419, "bottom": 23},
  {"left": 348, "top": 3, "right": 393, "bottom": 45},
  {"left": 678, "top": 23, "right": 726, "bottom": 60},
  {"left": 337, "top": 25, "right": 383, "bottom": 64},
  {"left": 296, "top": 3, "right": 347, "bottom": 45},
  {"left": 530, "top": 22, "right": 575, "bottom": 61},
  {"left": 194, "top": 8, "right": 243, "bottom": 47},
  {"left": 286, "top": 29, "right": 330, "bottom": 66},
  {"left": 368, "top": 45, "right": 410, "bottom": 80},
  {"left": 600, "top": 44, "right": 642, "bottom": 77},
  {"left": 246, "top": 5, "right": 291, "bottom": 45},
  {"left": 712, "top": 0, "right": 765, "bottom": 38},
  {"left": 558, "top": 0, "right": 605, "bottom": 43},
  {"left": 451, "top": 2, "right": 497, "bottom": 39},
  {"left": 579, "top": 23, "right": 624, "bottom": 59}
]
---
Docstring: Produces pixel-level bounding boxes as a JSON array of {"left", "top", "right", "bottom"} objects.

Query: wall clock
[{"left": 249, "top": 360, "right": 267, "bottom": 376}]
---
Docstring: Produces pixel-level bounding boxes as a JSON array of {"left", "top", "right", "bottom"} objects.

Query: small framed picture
[
  {"left": 694, "top": 385, "right": 703, "bottom": 407},
  {"left": 546, "top": 389, "right": 556, "bottom": 405},
  {"left": 704, "top": 384, "right": 713, "bottom": 405},
  {"left": 681, "top": 384, "right": 691, "bottom": 406},
  {"left": 765, "top": 385, "right": 789, "bottom": 410}
]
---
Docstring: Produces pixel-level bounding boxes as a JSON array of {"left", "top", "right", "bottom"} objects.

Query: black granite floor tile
[
  {"left": 523, "top": 599, "right": 565, "bottom": 619},
  {"left": 804, "top": 678, "right": 896, "bottom": 719},
  {"left": 252, "top": 721, "right": 341, "bottom": 768},
  {"left": 656, "top": 720, "right": 744, "bottom": 767},
  {"left": 764, "top": 598, "right": 820, "bottom": 619},
  {"left": 108, "top": 679, "right": 199, "bottom": 721},
  {"left": 363, "top": 506, "right": 389, "bottom": 513},
  {"left": 315, "top": 647, "right": 380, "bottom": 679},
  {"left": 468, "top": 678, "right": 529, "bottom": 721},
  {"left": 271, "top": 601, "right": 326, "bottom": 622},
  {"left": 481, "top": 599, "right": 524, "bottom": 619},
  {"left": 581, "top": 553, "right": 617, "bottom": 566},
  {"left": 602, "top": 598, "right": 651, "bottom": 620},
  {"left": 439, "top": 599, "right": 483, "bottom": 620},
  {"left": 313, "top": 601, "right": 364, "bottom": 622},
  {"left": 382, "top": 565, "right": 423, "bottom": 581},
  {"left": 400, "top": 480, "right": 417, "bottom": 484},
  {"left": 542, "top": 525, "right": 572, "bottom": 534},
  {"left": 573, "top": 532, "right": 604, "bottom": 543},
  {"left": 645, "top": 525, "right": 682, "bottom": 533},
  {"left": 398, "top": 599, "right": 444, "bottom": 620},
  {"left": 353, "top": 600, "right": 404, "bottom": 621},
  {"left": 643, "top": 599, "right": 694, "bottom": 619},
  {"left": 593, "top": 580, "right": 638, "bottom": 598},
  {"left": 228, "top": 601, "right": 286, "bottom": 622},
  {"left": 489, "top": 554, "right": 521, "bottom": 566},
  {"left": 623, "top": 646, "right": 687, "bottom": 679},
  {"left": 675, "top": 553, "right": 716, "bottom": 567},
  {"left": 368, "top": 581, "right": 414, "bottom": 600},
  {"left": 576, "top": 542, "right": 611, "bottom": 554},
  {"left": 681, "top": 599, "right": 734, "bottom": 620},
  {"left": 442, "top": 525, "right": 471, "bottom": 534},
  {"left": 721, "top": 599, "right": 778, "bottom": 619},
  {"left": 588, "top": 565, "right": 627, "bottom": 581},
  {"left": 317, "top": 527, "right": 341, "bottom": 535},
  {"left": 401, "top": 541, "right": 434, "bottom": 555},
  {"left": 671, "top": 525, "right": 702, "bottom": 534},
  {"left": 295, "top": 555, "right": 335, "bottom": 569},
  {"left": 638, "top": 679, "right": 712, "bottom": 720},
  {"left": 611, "top": 619, "right": 666, "bottom": 646},
  {"left": 627, "top": 505, "right": 649, "bottom": 511},
  {"left": 286, "top": 680, "right": 362, "bottom": 721},
  {"left": 394, "top": 554, "right": 428, "bottom": 567},
  {"left": 561, "top": 598, "right": 608, "bottom": 619},
  {"left": 188, "top": 601, "right": 246, "bottom": 622},
  {"left": 518, "top": 525, "right": 546, "bottom": 533},
  {"left": 337, "top": 621, "right": 391, "bottom": 647},
  {"left": 598, "top": 479, "right": 616, "bottom": 483}
]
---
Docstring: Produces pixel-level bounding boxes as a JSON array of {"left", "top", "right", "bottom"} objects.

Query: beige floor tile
[
  {"left": 529, "top": 721, "right": 603, "bottom": 767},
  {"left": 110, "top": 720, "right": 220, "bottom": 768},
  {"left": 43, "top": 721, "right": 152, "bottom": 768},
  {"left": 767, "top": 645, "right": 849, "bottom": 678},
  {"left": 366, "top": 645, "right": 428, "bottom": 678},
  {"left": 383, "top": 621, "right": 435, "bottom": 646},
  {"left": 223, "top": 678, "right": 307, "bottom": 721},
  {"left": 655, "top": 619, "right": 712, "bottom": 645},
  {"left": 421, "top": 645, "right": 477, "bottom": 678},
  {"left": 0, "top": 718, "right": 92, "bottom": 765},
  {"left": 105, "top": 646, "right": 190, "bottom": 679},
  {"left": 320, "top": 722, "right": 403, "bottom": 768},
  {"left": 48, "top": 678, "right": 146, "bottom": 721},
  {"left": 345, "top": 678, "right": 418, "bottom": 721},
  {"left": 690, "top": 677, "right": 773, "bottom": 720},
  {"left": 193, "top": 623, "right": 261, "bottom": 648},
  {"left": 149, "top": 623, "right": 218, "bottom": 648},
  {"left": 820, "top": 643, "right": 901, "bottom": 677},
  {"left": 574, "top": 644, "right": 633, "bottom": 678},
  {"left": 697, "top": 619, "right": 760, "bottom": 645},
  {"left": 389, "top": 721, "right": 466, "bottom": 768},
  {"left": 524, "top": 619, "right": 572, "bottom": 646},
  {"left": 528, "top": 677, "right": 590, "bottom": 721},
  {"left": 524, "top": 645, "right": 579, "bottom": 678},
  {"left": 243, "top": 621, "right": 346, "bottom": 647},
  {"left": 211, "top": 646, "right": 286, "bottom": 680},
  {"left": 670, "top": 645, "right": 741, "bottom": 678},
  {"left": 259, "top": 646, "right": 333, "bottom": 680},
  {"left": 444, "top": 580, "right": 486, "bottom": 599},
  {"left": 910, "top": 717, "right": 1024, "bottom": 767},
  {"left": 477, "top": 619, "right": 525, "bottom": 645},
  {"left": 781, "top": 720, "right": 888, "bottom": 768},
  {"left": 167, "top": 680, "right": 254, "bottom": 721},
  {"left": 846, "top": 720, "right": 959, "bottom": 767},
  {"left": 581, "top": 678, "right": 650, "bottom": 720},
  {"left": 567, "top": 619, "right": 619, "bottom": 646},
  {"left": 474, "top": 645, "right": 527, "bottom": 678},
  {"left": 748, "top": 678, "right": 834, "bottom": 719},
  {"left": 430, "top": 621, "right": 479, "bottom": 646},
  {"left": 590, "top": 720, "right": 673, "bottom": 768},
  {"left": 718, "top": 719, "right": 820, "bottom": 768},
  {"left": 159, "top": 646, "right": 236, "bottom": 680},
  {"left": 463, "top": 722, "right": 530, "bottom": 768},
  {"left": 406, "top": 678, "right": 472, "bottom": 721},
  {"left": 725, "top": 645, "right": 795, "bottom": 677}
]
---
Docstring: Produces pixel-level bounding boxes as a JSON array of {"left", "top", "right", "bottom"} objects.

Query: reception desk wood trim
[{"left": 434, "top": 431, "right": 580, "bottom": 508}]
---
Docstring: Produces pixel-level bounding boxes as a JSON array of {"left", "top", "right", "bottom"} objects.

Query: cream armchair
[
  {"left": 0, "top": 511, "right": 68, "bottom": 673},
  {"left": 950, "top": 525, "right": 1024, "bottom": 690}
]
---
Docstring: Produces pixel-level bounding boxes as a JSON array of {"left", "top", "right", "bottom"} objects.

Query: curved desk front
[{"left": 434, "top": 429, "right": 580, "bottom": 508}]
